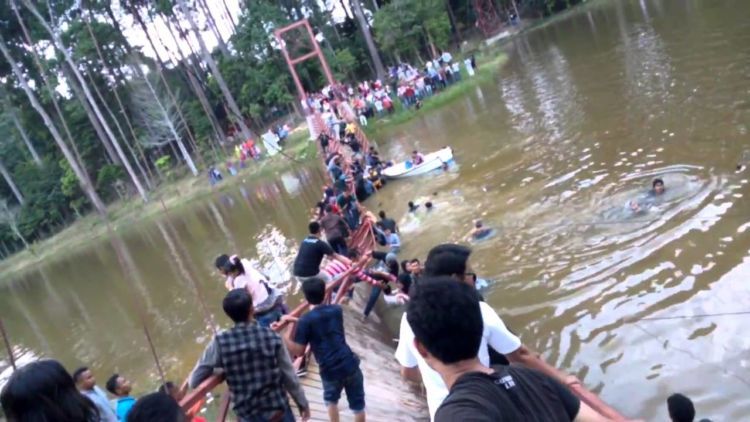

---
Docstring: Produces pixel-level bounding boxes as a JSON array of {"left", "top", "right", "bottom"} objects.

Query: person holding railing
[
  {"left": 277, "top": 278, "right": 367, "bottom": 422},
  {"left": 189, "top": 289, "right": 310, "bottom": 422}
]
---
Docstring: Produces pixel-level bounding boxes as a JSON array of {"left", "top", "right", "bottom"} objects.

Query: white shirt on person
[
  {"left": 394, "top": 301, "right": 521, "bottom": 421},
  {"left": 226, "top": 259, "right": 269, "bottom": 307}
]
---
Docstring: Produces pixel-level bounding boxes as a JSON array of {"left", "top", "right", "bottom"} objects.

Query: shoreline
[{"left": 0, "top": 134, "right": 317, "bottom": 281}]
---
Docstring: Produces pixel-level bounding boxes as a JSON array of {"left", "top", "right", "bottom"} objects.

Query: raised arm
[{"left": 189, "top": 338, "right": 221, "bottom": 389}]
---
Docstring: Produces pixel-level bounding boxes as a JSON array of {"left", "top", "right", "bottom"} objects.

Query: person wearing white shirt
[{"left": 396, "top": 244, "right": 578, "bottom": 420}]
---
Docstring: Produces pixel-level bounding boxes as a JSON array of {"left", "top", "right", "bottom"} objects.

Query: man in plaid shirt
[{"left": 190, "top": 289, "right": 310, "bottom": 422}]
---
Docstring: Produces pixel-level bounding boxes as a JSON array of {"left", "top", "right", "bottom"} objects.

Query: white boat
[{"left": 382, "top": 147, "right": 454, "bottom": 179}]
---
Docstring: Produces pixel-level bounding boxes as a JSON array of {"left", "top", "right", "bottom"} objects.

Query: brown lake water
[{"left": 3, "top": 0, "right": 750, "bottom": 419}]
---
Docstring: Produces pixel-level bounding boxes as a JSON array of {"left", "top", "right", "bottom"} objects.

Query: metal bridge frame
[{"left": 274, "top": 19, "right": 335, "bottom": 102}]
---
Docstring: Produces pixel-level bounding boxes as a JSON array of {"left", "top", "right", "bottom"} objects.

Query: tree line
[{"left": 0, "top": 0, "right": 584, "bottom": 259}]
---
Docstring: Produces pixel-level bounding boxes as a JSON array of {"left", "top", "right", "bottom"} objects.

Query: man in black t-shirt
[
  {"left": 292, "top": 221, "right": 351, "bottom": 283},
  {"left": 406, "top": 278, "right": 609, "bottom": 422},
  {"left": 378, "top": 210, "right": 399, "bottom": 233}
]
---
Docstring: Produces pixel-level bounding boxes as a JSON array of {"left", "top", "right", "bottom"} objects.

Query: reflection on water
[
  {"left": 2, "top": 0, "right": 750, "bottom": 419},
  {"left": 371, "top": 0, "right": 750, "bottom": 419}
]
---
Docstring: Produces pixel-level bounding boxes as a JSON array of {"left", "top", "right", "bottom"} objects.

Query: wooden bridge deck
[{"left": 294, "top": 286, "right": 428, "bottom": 422}]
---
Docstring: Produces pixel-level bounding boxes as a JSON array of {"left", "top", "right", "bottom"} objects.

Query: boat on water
[{"left": 382, "top": 146, "right": 454, "bottom": 179}]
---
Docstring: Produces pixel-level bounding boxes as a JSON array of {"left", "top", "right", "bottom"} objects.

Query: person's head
[
  {"left": 324, "top": 204, "right": 333, "bottom": 214},
  {"left": 127, "top": 392, "right": 187, "bottom": 422},
  {"left": 425, "top": 201, "right": 433, "bottom": 210},
  {"left": 653, "top": 178, "right": 665, "bottom": 195},
  {"left": 474, "top": 220, "right": 483, "bottom": 229},
  {"left": 385, "top": 253, "right": 400, "bottom": 274},
  {"left": 222, "top": 288, "right": 254, "bottom": 323},
  {"left": 397, "top": 273, "right": 412, "bottom": 295},
  {"left": 378, "top": 210, "right": 386, "bottom": 219},
  {"left": 302, "top": 277, "right": 326, "bottom": 305},
  {"left": 401, "top": 260, "right": 411, "bottom": 274},
  {"left": 408, "top": 201, "right": 416, "bottom": 211},
  {"left": 412, "top": 150, "right": 419, "bottom": 157},
  {"left": 1, "top": 360, "right": 98, "bottom": 421},
  {"left": 215, "top": 254, "right": 244, "bottom": 277},
  {"left": 384, "top": 227, "right": 392, "bottom": 236},
  {"left": 424, "top": 244, "right": 473, "bottom": 287},
  {"left": 72, "top": 366, "right": 95, "bottom": 391},
  {"left": 158, "top": 381, "right": 185, "bottom": 402},
  {"left": 406, "top": 277, "right": 482, "bottom": 371},
  {"left": 105, "top": 374, "right": 132, "bottom": 397},
  {"left": 667, "top": 393, "right": 696, "bottom": 422},
  {"left": 308, "top": 221, "right": 321, "bottom": 236},
  {"left": 409, "top": 258, "right": 422, "bottom": 274},
  {"left": 346, "top": 248, "right": 360, "bottom": 260},
  {"left": 629, "top": 200, "right": 642, "bottom": 212}
]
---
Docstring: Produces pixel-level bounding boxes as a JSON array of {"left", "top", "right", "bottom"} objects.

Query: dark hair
[
  {"left": 309, "top": 221, "right": 321, "bottom": 235},
  {"left": 378, "top": 210, "right": 386, "bottom": 219},
  {"left": 412, "top": 150, "right": 418, "bottom": 154},
  {"left": 325, "top": 204, "right": 333, "bottom": 213},
  {"left": 158, "top": 381, "right": 176, "bottom": 395},
  {"left": 653, "top": 178, "right": 665, "bottom": 188},
  {"left": 425, "top": 201, "right": 433, "bottom": 209},
  {"left": 408, "top": 201, "right": 415, "bottom": 209},
  {"left": 72, "top": 366, "right": 89, "bottom": 384},
  {"left": 406, "top": 277, "right": 482, "bottom": 364},
  {"left": 346, "top": 249, "right": 360, "bottom": 259},
  {"left": 1, "top": 360, "right": 99, "bottom": 421},
  {"left": 302, "top": 277, "right": 326, "bottom": 305},
  {"left": 397, "top": 273, "right": 412, "bottom": 294},
  {"left": 223, "top": 289, "right": 253, "bottom": 323},
  {"left": 667, "top": 393, "right": 696, "bottom": 422},
  {"left": 105, "top": 373, "right": 120, "bottom": 395},
  {"left": 401, "top": 260, "right": 410, "bottom": 273},
  {"left": 127, "top": 392, "right": 186, "bottom": 422},
  {"left": 424, "top": 244, "right": 471, "bottom": 278},
  {"left": 410, "top": 258, "right": 420, "bottom": 265},
  {"left": 214, "top": 254, "right": 230, "bottom": 271}
]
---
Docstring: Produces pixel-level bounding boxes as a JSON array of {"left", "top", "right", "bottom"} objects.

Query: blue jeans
[
  {"left": 239, "top": 404, "right": 294, "bottom": 422},
  {"left": 322, "top": 366, "right": 365, "bottom": 412},
  {"left": 256, "top": 307, "right": 282, "bottom": 328},
  {"left": 363, "top": 285, "right": 382, "bottom": 317}
]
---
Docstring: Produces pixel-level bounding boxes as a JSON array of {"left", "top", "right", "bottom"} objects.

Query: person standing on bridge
[
  {"left": 278, "top": 278, "right": 366, "bottom": 422},
  {"left": 190, "top": 289, "right": 310, "bottom": 422},
  {"left": 406, "top": 278, "right": 607, "bottom": 422},
  {"left": 293, "top": 221, "right": 352, "bottom": 284},
  {"left": 396, "top": 244, "right": 579, "bottom": 420}
]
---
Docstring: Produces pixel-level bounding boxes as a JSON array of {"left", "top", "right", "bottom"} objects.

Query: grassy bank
[
  {"left": 363, "top": 53, "right": 509, "bottom": 137},
  {"left": 0, "top": 130, "right": 317, "bottom": 280}
]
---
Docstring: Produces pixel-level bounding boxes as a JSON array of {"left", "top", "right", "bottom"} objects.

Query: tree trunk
[
  {"left": 10, "top": 2, "right": 87, "bottom": 169},
  {"left": 0, "top": 34, "right": 107, "bottom": 216},
  {"left": 61, "top": 64, "right": 119, "bottom": 165},
  {"left": 128, "top": 5, "right": 207, "bottom": 160},
  {"left": 445, "top": 0, "right": 462, "bottom": 43},
  {"left": 198, "top": 0, "right": 231, "bottom": 57},
  {"left": 24, "top": 0, "right": 148, "bottom": 202},
  {"left": 8, "top": 111, "right": 42, "bottom": 167},
  {"left": 0, "top": 159, "right": 24, "bottom": 205},
  {"left": 221, "top": 0, "right": 237, "bottom": 31},
  {"left": 83, "top": 13, "right": 154, "bottom": 189},
  {"left": 350, "top": 0, "right": 386, "bottom": 81},
  {"left": 177, "top": 0, "right": 255, "bottom": 143}
]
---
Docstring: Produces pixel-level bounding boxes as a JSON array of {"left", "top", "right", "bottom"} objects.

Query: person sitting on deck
[
  {"left": 293, "top": 221, "right": 352, "bottom": 284},
  {"left": 278, "top": 278, "right": 367, "bottom": 422},
  {"left": 73, "top": 366, "right": 119, "bottom": 422},
  {"left": 105, "top": 373, "right": 136, "bottom": 421},
  {"left": 127, "top": 392, "right": 188, "bottom": 422},
  {"left": 406, "top": 278, "right": 607, "bottom": 422},
  {"left": 412, "top": 150, "right": 425, "bottom": 166},
  {"left": 215, "top": 254, "right": 284, "bottom": 328},
  {"left": 190, "top": 289, "right": 310, "bottom": 422},
  {"left": 2, "top": 360, "right": 101, "bottom": 421},
  {"left": 396, "top": 244, "right": 579, "bottom": 420},
  {"left": 320, "top": 205, "right": 350, "bottom": 256}
]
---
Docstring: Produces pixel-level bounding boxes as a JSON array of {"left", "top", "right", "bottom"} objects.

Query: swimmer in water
[
  {"left": 629, "top": 200, "right": 644, "bottom": 214},
  {"left": 408, "top": 201, "right": 419, "bottom": 212},
  {"left": 465, "top": 220, "right": 493, "bottom": 241},
  {"left": 649, "top": 178, "right": 665, "bottom": 197},
  {"left": 425, "top": 201, "right": 434, "bottom": 211}
]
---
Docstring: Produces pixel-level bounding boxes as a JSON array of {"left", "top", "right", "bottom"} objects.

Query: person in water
[
  {"left": 408, "top": 201, "right": 420, "bottom": 213},
  {"left": 465, "top": 220, "right": 493, "bottom": 241},
  {"left": 425, "top": 201, "right": 434, "bottom": 211},
  {"left": 650, "top": 178, "right": 666, "bottom": 196},
  {"left": 412, "top": 150, "right": 425, "bottom": 166}
]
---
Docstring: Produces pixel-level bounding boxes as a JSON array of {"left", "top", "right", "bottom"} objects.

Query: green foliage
[
  {"left": 96, "top": 164, "right": 125, "bottom": 201},
  {"left": 373, "top": 0, "right": 452, "bottom": 62},
  {"left": 331, "top": 48, "right": 357, "bottom": 81},
  {"left": 155, "top": 156, "right": 172, "bottom": 174}
]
